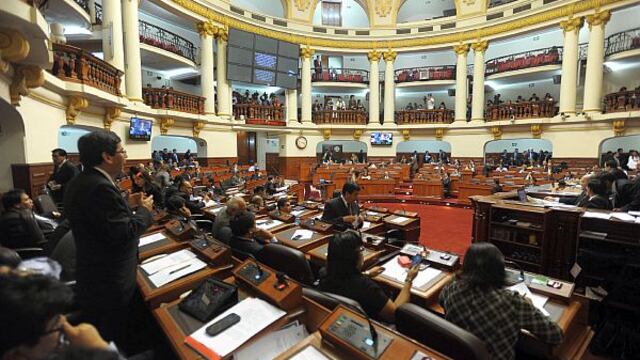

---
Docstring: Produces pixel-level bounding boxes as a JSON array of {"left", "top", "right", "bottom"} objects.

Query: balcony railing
[
  {"left": 139, "top": 20, "right": 196, "bottom": 62},
  {"left": 312, "top": 68, "right": 369, "bottom": 83},
  {"left": 485, "top": 46, "right": 562, "bottom": 76},
  {"left": 143, "top": 87, "right": 205, "bottom": 114},
  {"left": 605, "top": 28, "right": 640, "bottom": 58},
  {"left": 395, "top": 65, "right": 456, "bottom": 83},
  {"left": 95, "top": 3, "right": 102, "bottom": 25},
  {"left": 234, "top": 104, "right": 285, "bottom": 125},
  {"left": 312, "top": 110, "right": 368, "bottom": 125},
  {"left": 485, "top": 100, "right": 557, "bottom": 121},
  {"left": 395, "top": 109, "right": 454, "bottom": 124},
  {"left": 604, "top": 89, "right": 640, "bottom": 113},
  {"left": 73, "top": 0, "right": 89, "bottom": 13},
  {"left": 50, "top": 43, "right": 123, "bottom": 96}
]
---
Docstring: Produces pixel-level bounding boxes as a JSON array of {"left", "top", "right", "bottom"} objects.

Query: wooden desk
[
  {"left": 139, "top": 231, "right": 188, "bottom": 261},
  {"left": 307, "top": 243, "right": 386, "bottom": 268},
  {"left": 413, "top": 179, "right": 444, "bottom": 198},
  {"left": 361, "top": 220, "right": 386, "bottom": 235},
  {"left": 290, "top": 208, "right": 320, "bottom": 219},
  {"left": 458, "top": 183, "right": 493, "bottom": 204},
  {"left": 274, "top": 226, "right": 332, "bottom": 253},
  {"left": 359, "top": 179, "right": 396, "bottom": 196},
  {"left": 201, "top": 205, "right": 224, "bottom": 221},
  {"left": 255, "top": 218, "right": 295, "bottom": 234},
  {"left": 383, "top": 215, "right": 420, "bottom": 243}
]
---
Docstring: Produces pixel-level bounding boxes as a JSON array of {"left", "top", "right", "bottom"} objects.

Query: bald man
[{"left": 212, "top": 196, "right": 247, "bottom": 238}]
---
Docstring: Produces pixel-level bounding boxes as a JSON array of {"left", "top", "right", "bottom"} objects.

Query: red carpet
[{"left": 375, "top": 203, "right": 473, "bottom": 258}]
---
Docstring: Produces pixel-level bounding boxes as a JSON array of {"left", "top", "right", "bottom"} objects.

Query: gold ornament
[
  {"left": 471, "top": 40, "right": 488, "bottom": 53},
  {"left": 160, "top": 118, "right": 175, "bottom": 135},
  {"left": 530, "top": 124, "right": 542, "bottom": 138},
  {"left": 293, "top": 0, "right": 312, "bottom": 12},
  {"left": 374, "top": 0, "right": 393, "bottom": 17},
  {"left": 216, "top": 26, "right": 228, "bottom": 41},
  {"left": 559, "top": 17, "right": 584, "bottom": 33},
  {"left": 65, "top": 96, "right": 89, "bottom": 124},
  {"left": 103, "top": 107, "right": 121, "bottom": 130},
  {"left": 367, "top": 50, "right": 382, "bottom": 62},
  {"left": 383, "top": 49, "right": 397, "bottom": 62},
  {"left": 586, "top": 10, "right": 611, "bottom": 29},
  {"left": 300, "top": 46, "right": 315, "bottom": 59},
  {"left": 613, "top": 120, "right": 625, "bottom": 136},
  {"left": 491, "top": 126, "right": 502, "bottom": 140},
  {"left": 193, "top": 120, "right": 206, "bottom": 137},
  {"left": 0, "top": 29, "right": 30, "bottom": 73},
  {"left": 196, "top": 21, "right": 217, "bottom": 37},
  {"left": 10, "top": 65, "right": 44, "bottom": 106},
  {"left": 402, "top": 129, "right": 410, "bottom": 141},
  {"left": 453, "top": 43, "right": 470, "bottom": 55},
  {"left": 353, "top": 129, "right": 363, "bottom": 140},
  {"left": 435, "top": 128, "right": 444, "bottom": 140},
  {"left": 322, "top": 128, "right": 331, "bottom": 140}
]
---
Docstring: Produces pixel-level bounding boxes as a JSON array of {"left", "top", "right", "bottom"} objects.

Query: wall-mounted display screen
[
  {"left": 129, "top": 117, "right": 152, "bottom": 141},
  {"left": 371, "top": 132, "right": 393, "bottom": 145},
  {"left": 254, "top": 53, "right": 277, "bottom": 69}
]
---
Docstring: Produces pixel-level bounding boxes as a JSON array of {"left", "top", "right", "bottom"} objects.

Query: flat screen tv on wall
[
  {"left": 371, "top": 132, "right": 393, "bottom": 145},
  {"left": 129, "top": 117, "right": 152, "bottom": 141}
]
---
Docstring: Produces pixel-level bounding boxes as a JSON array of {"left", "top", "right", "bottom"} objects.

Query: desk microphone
[
  {"left": 247, "top": 254, "right": 263, "bottom": 279},
  {"left": 325, "top": 293, "right": 379, "bottom": 354},
  {"left": 504, "top": 260, "right": 525, "bottom": 286}
]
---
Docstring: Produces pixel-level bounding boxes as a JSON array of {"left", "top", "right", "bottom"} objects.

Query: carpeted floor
[{"left": 375, "top": 203, "right": 474, "bottom": 259}]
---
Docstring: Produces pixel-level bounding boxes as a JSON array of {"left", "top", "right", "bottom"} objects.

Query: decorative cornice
[
  {"left": 11, "top": 65, "right": 44, "bottom": 106},
  {"left": 215, "top": 26, "right": 228, "bottom": 42},
  {"left": 531, "top": 124, "right": 542, "bottom": 139},
  {"left": 559, "top": 17, "right": 584, "bottom": 33},
  {"left": 300, "top": 46, "right": 315, "bottom": 59},
  {"left": 353, "top": 129, "right": 363, "bottom": 140},
  {"left": 491, "top": 126, "right": 502, "bottom": 140},
  {"left": 613, "top": 119, "right": 625, "bottom": 136},
  {"left": 169, "top": 0, "right": 626, "bottom": 50},
  {"left": 471, "top": 40, "right": 488, "bottom": 53},
  {"left": 453, "top": 43, "right": 470, "bottom": 55},
  {"left": 0, "top": 29, "right": 30, "bottom": 73},
  {"left": 193, "top": 120, "right": 206, "bottom": 137},
  {"left": 103, "top": 107, "right": 122, "bottom": 130},
  {"left": 367, "top": 50, "right": 382, "bottom": 62},
  {"left": 586, "top": 10, "right": 611, "bottom": 29},
  {"left": 66, "top": 96, "right": 89, "bottom": 124},
  {"left": 322, "top": 128, "right": 331, "bottom": 140},
  {"left": 435, "top": 128, "right": 444, "bottom": 140},
  {"left": 196, "top": 21, "right": 217, "bottom": 37},
  {"left": 383, "top": 49, "right": 397, "bottom": 62},
  {"left": 160, "top": 118, "right": 175, "bottom": 135}
]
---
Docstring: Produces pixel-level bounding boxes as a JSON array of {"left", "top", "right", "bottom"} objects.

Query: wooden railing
[
  {"left": 395, "top": 65, "right": 456, "bottom": 83},
  {"left": 142, "top": 87, "right": 205, "bottom": 114},
  {"left": 311, "top": 68, "right": 369, "bottom": 83},
  {"left": 485, "top": 46, "right": 562, "bottom": 76},
  {"left": 485, "top": 101, "right": 557, "bottom": 121},
  {"left": 234, "top": 104, "right": 285, "bottom": 124},
  {"left": 604, "top": 89, "right": 640, "bottom": 113},
  {"left": 50, "top": 43, "right": 123, "bottom": 96},
  {"left": 312, "top": 110, "right": 368, "bottom": 125},
  {"left": 395, "top": 109, "right": 454, "bottom": 124},
  {"left": 605, "top": 28, "right": 640, "bottom": 58}
]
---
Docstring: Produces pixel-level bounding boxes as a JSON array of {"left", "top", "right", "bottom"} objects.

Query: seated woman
[
  {"left": 319, "top": 231, "right": 418, "bottom": 323},
  {"left": 165, "top": 195, "right": 191, "bottom": 222},
  {"left": 439, "top": 243, "right": 563, "bottom": 360},
  {"left": 228, "top": 211, "right": 276, "bottom": 257}
]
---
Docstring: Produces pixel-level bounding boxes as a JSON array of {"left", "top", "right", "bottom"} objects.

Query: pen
[{"left": 169, "top": 264, "right": 191, "bottom": 275}]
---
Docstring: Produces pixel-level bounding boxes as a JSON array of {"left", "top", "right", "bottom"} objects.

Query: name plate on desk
[{"left": 392, "top": 209, "right": 419, "bottom": 218}]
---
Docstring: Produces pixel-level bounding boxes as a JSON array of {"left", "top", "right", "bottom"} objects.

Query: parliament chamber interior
[{"left": 2, "top": 0, "right": 640, "bottom": 359}]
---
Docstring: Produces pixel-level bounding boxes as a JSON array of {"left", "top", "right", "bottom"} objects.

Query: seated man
[
  {"left": 176, "top": 179, "right": 210, "bottom": 214},
  {"left": 165, "top": 195, "right": 191, "bottom": 222},
  {"left": 319, "top": 231, "right": 418, "bottom": 323},
  {"left": 248, "top": 195, "right": 264, "bottom": 213},
  {"left": 276, "top": 198, "right": 292, "bottom": 215},
  {"left": 321, "top": 182, "right": 363, "bottom": 231},
  {"left": 584, "top": 177, "right": 612, "bottom": 210},
  {"left": 439, "top": 243, "right": 563, "bottom": 359},
  {"left": 228, "top": 211, "right": 276, "bottom": 257},
  {"left": 211, "top": 197, "right": 246, "bottom": 238},
  {"left": 0, "top": 189, "right": 48, "bottom": 250}
]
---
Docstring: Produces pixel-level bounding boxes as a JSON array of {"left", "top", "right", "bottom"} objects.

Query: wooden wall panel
[
  {"left": 236, "top": 131, "right": 257, "bottom": 166},
  {"left": 265, "top": 153, "right": 280, "bottom": 175},
  {"left": 278, "top": 157, "right": 316, "bottom": 179},
  {"left": 204, "top": 157, "right": 238, "bottom": 167}
]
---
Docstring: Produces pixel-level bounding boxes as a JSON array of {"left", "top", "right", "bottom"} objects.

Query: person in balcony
[
  {"left": 414, "top": 102, "right": 420, "bottom": 110},
  {"left": 627, "top": 150, "right": 639, "bottom": 170},
  {"left": 314, "top": 56, "right": 322, "bottom": 79},
  {"left": 493, "top": 93, "right": 503, "bottom": 105},
  {"left": 313, "top": 98, "right": 321, "bottom": 112},
  {"left": 424, "top": 151, "right": 432, "bottom": 164},
  {"left": 330, "top": 68, "right": 337, "bottom": 80},
  {"left": 356, "top": 99, "right": 364, "bottom": 110},
  {"left": 336, "top": 97, "right": 346, "bottom": 110},
  {"left": 516, "top": 95, "right": 525, "bottom": 103},
  {"left": 326, "top": 98, "right": 334, "bottom": 110},
  {"left": 426, "top": 93, "right": 435, "bottom": 110},
  {"left": 529, "top": 93, "right": 540, "bottom": 102},
  {"left": 348, "top": 95, "right": 357, "bottom": 109},
  {"left": 438, "top": 102, "right": 447, "bottom": 110},
  {"left": 544, "top": 93, "right": 554, "bottom": 102},
  {"left": 405, "top": 102, "right": 413, "bottom": 110}
]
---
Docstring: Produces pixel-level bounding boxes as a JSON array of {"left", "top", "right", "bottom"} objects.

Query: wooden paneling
[
  {"left": 236, "top": 131, "right": 257, "bottom": 166},
  {"left": 203, "top": 157, "right": 238, "bottom": 167},
  {"left": 265, "top": 153, "right": 280, "bottom": 174},
  {"left": 553, "top": 158, "right": 598, "bottom": 169},
  {"left": 278, "top": 157, "right": 315, "bottom": 179}
]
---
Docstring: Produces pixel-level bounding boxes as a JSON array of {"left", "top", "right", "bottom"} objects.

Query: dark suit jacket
[
  {"left": 560, "top": 191, "right": 587, "bottom": 207},
  {"left": 584, "top": 195, "right": 612, "bottom": 210},
  {"left": 0, "top": 208, "right": 47, "bottom": 249},
  {"left": 48, "top": 160, "right": 80, "bottom": 203},
  {"left": 64, "top": 168, "right": 152, "bottom": 311},
  {"left": 321, "top": 196, "right": 360, "bottom": 230}
]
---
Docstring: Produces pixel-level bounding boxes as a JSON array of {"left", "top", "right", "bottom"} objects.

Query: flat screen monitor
[
  {"left": 370, "top": 132, "right": 393, "bottom": 145},
  {"left": 129, "top": 117, "right": 152, "bottom": 141}
]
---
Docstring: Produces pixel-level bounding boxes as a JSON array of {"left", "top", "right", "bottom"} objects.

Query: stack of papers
[
  {"left": 140, "top": 249, "right": 206, "bottom": 287},
  {"left": 185, "top": 297, "right": 286, "bottom": 359},
  {"left": 234, "top": 322, "right": 308, "bottom": 360},
  {"left": 583, "top": 212, "right": 612, "bottom": 220},
  {"left": 139, "top": 232, "right": 166, "bottom": 247},
  {"left": 390, "top": 216, "right": 409, "bottom": 224},
  {"left": 610, "top": 212, "right": 637, "bottom": 222},
  {"left": 256, "top": 219, "right": 284, "bottom": 231},
  {"left": 507, "top": 282, "right": 550, "bottom": 316},
  {"left": 380, "top": 256, "right": 443, "bottom": 290},
  {"left": 289, "top": 346, "right": 330, "bottom": 360},
  {"left": 291, "top": 229, "right": 314, "bottom": 241}
]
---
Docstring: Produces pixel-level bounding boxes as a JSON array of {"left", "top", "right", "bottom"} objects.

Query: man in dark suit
[
  {"left": 0, "top": 189, "right": 47, "bottom": 250},
  {"left": 321, "top": 182, "right": 363, "bottom": 231},
  {"left": 584, "top": 178, "right": 612, "bottom": 210},
  {"left": 47, "top": 148, "right": 80, "bottom": 204},
  {"left": 64, "top": 131, "right": 153, "bottom": 346},
  {"left": 557, "top": 175, "right": 590, "bottom": 207}
]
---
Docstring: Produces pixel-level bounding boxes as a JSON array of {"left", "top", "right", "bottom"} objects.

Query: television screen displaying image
[
  {"left": 371, "top": 132, "right": 393, "bottom": 145},
  {"left": 129, "top": 117, "right": 152, "bottom": 141}
]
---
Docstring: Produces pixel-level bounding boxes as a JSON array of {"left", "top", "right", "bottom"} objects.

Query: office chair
[
  {"left": 0, "top": 246, "right": 21, "bottom": 268},
  {"left": 50, "top": 231, "right": 76, "bottom": 282},
  {"left": 217, "top": 226, "right": 233, "bottom": 245},
  {"left": 257, "top": 244, "right": 315, "bottom": 286},
  {"left": 385, "top": 228, "right": 406, "bottom": 247},
  {"left": 396, "top": 303, "right": 490, "bottom": 360},
  {"left": 302, "top": 287, "right": 365, "bottom": 316},
  {"left": 34, "top": 194, "right": 59, "bottom": 218}
]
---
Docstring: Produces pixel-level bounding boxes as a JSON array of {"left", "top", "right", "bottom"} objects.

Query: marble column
[
  {"left": 471, "top": 40, "right": 488, "bottom": 122},
  {"left": 216, "top": 27, "right": 231, "bottom": 117},
  {"left": 558, "top": 17, "right": 583, "bottom": 115},
  {"left": 102, "top": 0, "right": 125, "bottom": 92},
  {"left": 383, "top": 49, "right": 397, "bottom": 125},
  {"left": 453, "top": 44, "right": 470, "bottom": 122},
  {"left": 583, "top": 10, "right": 611, "bottom": 114},
  {"left": 197, "top": 21, "right": 216, "bottom": 114},
  {"left": 286, "top": 89, "right": 298, "bottom": 123},
  {"left": 367, "top": 50, "right": 381, "bottom": 125},
  {"left": 122, "top": 0, "right": 142, "bottom": 101},
  {"left": 300, "top": 47, "right": 314, "bottom": 123}
]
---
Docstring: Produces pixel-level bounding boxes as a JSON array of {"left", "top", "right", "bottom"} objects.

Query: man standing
[
  {"left": 48, "top": 148, "right": 79, "bottom": 204},
  {"left": 64, "top": 131, "right": 153, "bottom": 346},
  {"left": 321, "top": 182, "right": 363, "bottom": 231}
]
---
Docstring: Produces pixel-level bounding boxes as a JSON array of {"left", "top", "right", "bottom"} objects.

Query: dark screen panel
[
  {"left": 276, "top": 72, "right": 297, "bottom": 89},
  {"left": 254, "top": 35, "right": 278, "bottom": 54},
  {"left": 253, "top": 68, "right": 276, "bottom": 85},
  {"left": 227, "top": 63, "right": 252, "bottom": 83},
  {"left": 277, "top": 57, "right": 298, "bottom": 74},
  {"left": 227, "top": 46, "right": 253, "bottom": 66},
  {"left": 228, "top": 29, "right": 254, "bottom": 49},
  {"left": 278, "top": 41, "right": 299, "bottom": 58}
]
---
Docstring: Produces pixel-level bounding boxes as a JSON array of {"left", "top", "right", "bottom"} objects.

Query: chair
[
  {"left": 217, "top": 226, "right": 233, "bottom": 245},
  {"left": 302, "top": 287, "right": 365, "bottom": 315},
  {"left": 34, "top": 194, "right": 59, "bottom": 217},
  {"left": 396, "top": 303, "right": 490, "bottom": 360},
  {"left": 50, "top": 231, "right": 76, "bottom": 282},
  {"left": 257, "top": 244, "right": 315, "bottom": 286}
]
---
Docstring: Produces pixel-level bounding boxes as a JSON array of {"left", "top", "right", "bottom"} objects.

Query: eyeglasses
[{"left": 42, "top": 316, "right": 68, "bottom": 350}]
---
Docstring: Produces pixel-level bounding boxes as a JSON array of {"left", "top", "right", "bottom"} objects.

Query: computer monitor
[{"left": 517, "top": 189, "right": 527, "bottom": 202}]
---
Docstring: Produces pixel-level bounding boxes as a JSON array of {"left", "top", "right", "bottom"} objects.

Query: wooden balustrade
[
  {"left": 395, "top": 109, "right": 454, "bottom": 124},
  {"left": 233, "top": 104, "right": 285, "bottom": 125},
  {"left": 486, "top": 101, "right": 557, "bottom": 121},
  {"left": 312, "top": 110, "right": 368, "bottom": 125},
  {"left": 142, "top": 87, "right": 205, "bottom": 114},
  {"left": 604, "top": 89, "right": 640, "bottom": 113},
  {"left": 50, "top": 43, "right": 123, "bottom": 96}
]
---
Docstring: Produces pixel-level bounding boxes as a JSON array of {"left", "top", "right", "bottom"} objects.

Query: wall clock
[{"left": 295, "top": 136, "right": 308, "bottom": 149}]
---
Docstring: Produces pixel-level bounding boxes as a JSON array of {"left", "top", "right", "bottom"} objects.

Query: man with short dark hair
[
  {"left": 64, "top": 130, "right": 153, "bottom": 345},
  {"left": 276, "top": 198, "right": 292, "bottom": 214},
  {"left": 584, "top": 178, "right": 612, "bottom": 209},
  {"left": 604, "top": 159, "right": 628, "bottom": 180},
  {"left": 48, "top": 148, "right": 80, "bottom": 204},
  {"left": 0, "top": 189, "right": 48, "bottom": 250},
  {"left": 321, "top": 182, "right": 363, "bottom": 230},
  {"left": 229, "top": 210, "right": 275, "bottom": 257}
]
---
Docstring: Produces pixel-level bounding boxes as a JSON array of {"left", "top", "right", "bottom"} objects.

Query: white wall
[
  {"left": 0, "top": 99, "right": 27, "bottom": 191},
  {"left": 151, "top": 136, "right": 198, "bottom": 153},
  {"left": 58, "top": 126, "right": 93, "bottom": 153},
  {"left": 312, "top": 0, "right": 369, "bottom": 28},
  {"left": 485, "top": 78, "right": 560, "bottom": 104},
  {"left": 395, "top": 89, "right": 454, "bottom": 109},
  {"left": 256, "top": 132, "right": 279, "bottom": 170},
  {"left": 484, "top": 139, "right": 553, "bottom": 153},
  {"left": 396, "top": 140, "right": 451, "bottom": 153},
  {"left": 397, "top": 0, "right": 455, "bottom": 23},
  {"left": 600, "top": 135, "right": 640, "bottom": 153},
  {"left": 231, "top": 0, "right": 285, "bottom": 18},
  {"left": 138, "top": 12, "right": 199, "bottom": 45},
  {"left": 141, "top": 68, "right": 201, "bottom": 95}
]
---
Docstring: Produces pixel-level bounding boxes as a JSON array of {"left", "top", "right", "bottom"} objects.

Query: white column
[
  {"left": 453, "top": 44, "right": 469, "bottom": 122},
  {"left": 559, "top": 17, "right": 583, "bottom": 115},
  {"left": 383, "top": 49, "right": 397, "bottom": 125},
  {"left": 197, "top": 22, "right": 216, "bottom": 114},
  {"left": 216, "top": 27, "right": 231, "bottom": 117},
  {"left": 286, "top": 89, "right": 298, "bottom": 123},
  {"left": 471, "top": 41, "right": 488, "bottom": 122},
  {"left": 583, "top": 11, "right": 611, "bottom": 114},
  {"left": 122, "top": 0, "right": 142, "bottom": 101},
  {"left": 300, "top": 47, "right": 314, "bottom": 123},
  {"left": 367, "top": 50, "right": 381, "bottom": 125},
  {"left": 102, "top": 0, "right": 125, "bottom": 91}
]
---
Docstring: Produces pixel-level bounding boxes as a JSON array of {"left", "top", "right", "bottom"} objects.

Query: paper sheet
[
  {"left": 507, "top": 282, "right": 550, "bottom": 316},
  {"left": 289, "top": 346, "right": 330, "bottom": 360},
  {"left": 203, "top": 200, "right": 217, "bottom": 208},
  {"left": 291, "top": 229, "right": 314, "bottom": 241},
  {"left": 628, "top": 211, "right": 640, "bottom": 217},
  {"left": 380, "top": 256, "right": 443, "bottom": 290},
  {"left": 233, "top": 323, "right": 308, "bottom": 360},
  {"left": 291, "top": 209, "right": 306, "bottom": 217},
  {"left": 256, "top": 219, "right": 284, "bottom": 231},
  {"left": 147, "top": 257, "right": 206, "bottom": 288},
  {"left": 610, "top": 212, "right": 637, "bottom": 222},
  {"left": 139, "top": 232, "right": 166, "bottom": 247},
  {"left": 186, "top": 298, "right": 286, "bottom": 358},
  {"left": 140, "top": 249, "right": 197, "bottom": 275},
  {"left": 362, "top": 221, "right": 371, "bottom": 229},
  {"left": 390, "top": 216, "right": 409, "bottom": 224},
  {"left": 583, "top": 212, "right": 611, "bottom": 220}
]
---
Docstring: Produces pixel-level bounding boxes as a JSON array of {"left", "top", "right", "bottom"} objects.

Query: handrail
[
  {"left": 95, "top": 3, "right": 102, "bottom": 25},
  {"left": 142, "top": 87, "right": 205, "bottom": 114},
  {"left": 485, "top": 100, "right": 557, "bottom": 121},
  {"left": 72, "top": 0, "right": 89, "bottom": 13},
  {"left": 394, "top": 65, "right": 456, "bottom": 82},
  {"left": 139, "top": 20, "right": 197, "bottom": 62},
  {"left": 311, "top": 68, "right": 369, "bottom": 83},
  {"left": 395, "top": 109, "right": 454, "bottom": 124},
  {"left": 485, "top": 46, "right": 562, "bottom": 76},
  {"left": 604, "top": 89, "right": 640, "bottom": 113},
  {"left": 604, "top": 27, "right": 640, "bottom": 58},
  {"left": 50, "top": 43, "right": 123, "bottom": 96},
  {"left": 312, "top": 109, "right": 368, "bottom": 125},
  {"left": 234, "top": 103, "right": 285, "bottom": 123}
]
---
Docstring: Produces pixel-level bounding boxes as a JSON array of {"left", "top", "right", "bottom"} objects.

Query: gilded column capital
[
  {"left": 453, "top": 43, "right": 470, "bottom": 56},
  {"left": 471, "top": 40, "right": 488, "bottom": 53},
  {"left": 300, "top": 46, "right": 315, "bottom": 59},
  {"left": 367, "top": 50, "right": 381, "bottom": 62},
  {"left": 66, "top": 96, "right": 89, "bottom": 124},
  {"left": 491, "top": 126, "right": 502, "bottom": 140},
  {"left": 383, "top": 49, "right": 397, "bottom": 62},
  {"left": 160, "top": 118, "right": 175, "bottom": 135},
  {"left": 103, "top": 107, "right": 122, "bottom": 130},
  {"left": 401, "top": 129, "right": 410, "bottom": 141},
  {"left": 530, "top": 124, "right": 542, "bottom": 139},
  {"left": 196, "top": 21, "right": 217, "bottom": 38},
  {"left": 613, "top": 119, "right": 625, "bottom": 136},
  {"left": 586, "top": 10, "right": 611, "bottom": 29},
  {"left": 559, "top": 17, "right": 583, "bottom": 33},
  {"left": 10, "top": 65, "right": 44, "bottom": 106},
  {"left": 322, "top": 128, "right": 331, "bottom": 140},
  {"left": 0, "top": 29, "right": 30, "bottom": 73},
  {"left": 215, "top": 26, "right": 228, "bottom": 42},
  {"left": 193, "top": 120, "right": 206, "bottom": 137},
  {"left": 435, "top": 128, "right": 444, "bottom": 141}
]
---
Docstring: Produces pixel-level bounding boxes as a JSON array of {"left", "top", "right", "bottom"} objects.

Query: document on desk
[
  {"left": 233, "top": 322, "right": 308, "bottom": 360},
  {"left": 185, "top": 297, "right": 286, "bottom": 359},
  {"left": 582, "top": 211, "right": 611, "bottom": 220},
  {"left": 291, "top": 209, "right": 306, "bottom": 217},
  {"left": 140, "top": 249, "right": 197, "bottom": 275},
  {"left": 203, "top": 200, "right": 218, "bottom": 208},
  {"left": 390, "top": 216, "right": 409, "bottom": 224},
  {"left": 380, "top": 256, "right": 443, "bottom": 290},
  {"left": 256, "top": 219, "right": 284, "bottom": 231},
  {"left": 147, "top": 257, "right": 206, "bottom": 288},
  {"left": 291, "top": 229, "right": 314, "bottom": 241},
  {"left": 362, "top": 221, "right": 372, "bottom": 230},
  {"left": 289, "top": 346, "right": 330, "bottom": 360},
  {"left": 507, "top": 282, "right": 550, "bottom": 316},
  {"left": 610, "top": 212, "right": 637, "bottom": 222},
  {"left": 138, "top": 232, "right": 166, "bottom": 247}
]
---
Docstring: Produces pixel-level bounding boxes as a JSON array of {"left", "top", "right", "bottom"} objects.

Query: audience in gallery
[
  {"left": 231, "top": 89, "right": 282, "bottom": 108},
  {"left": 312, "top": 95, "right": 366, "bottom": 112},
  {"left": 403, "top": 93, "right": 448, "bottom": 111}
]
